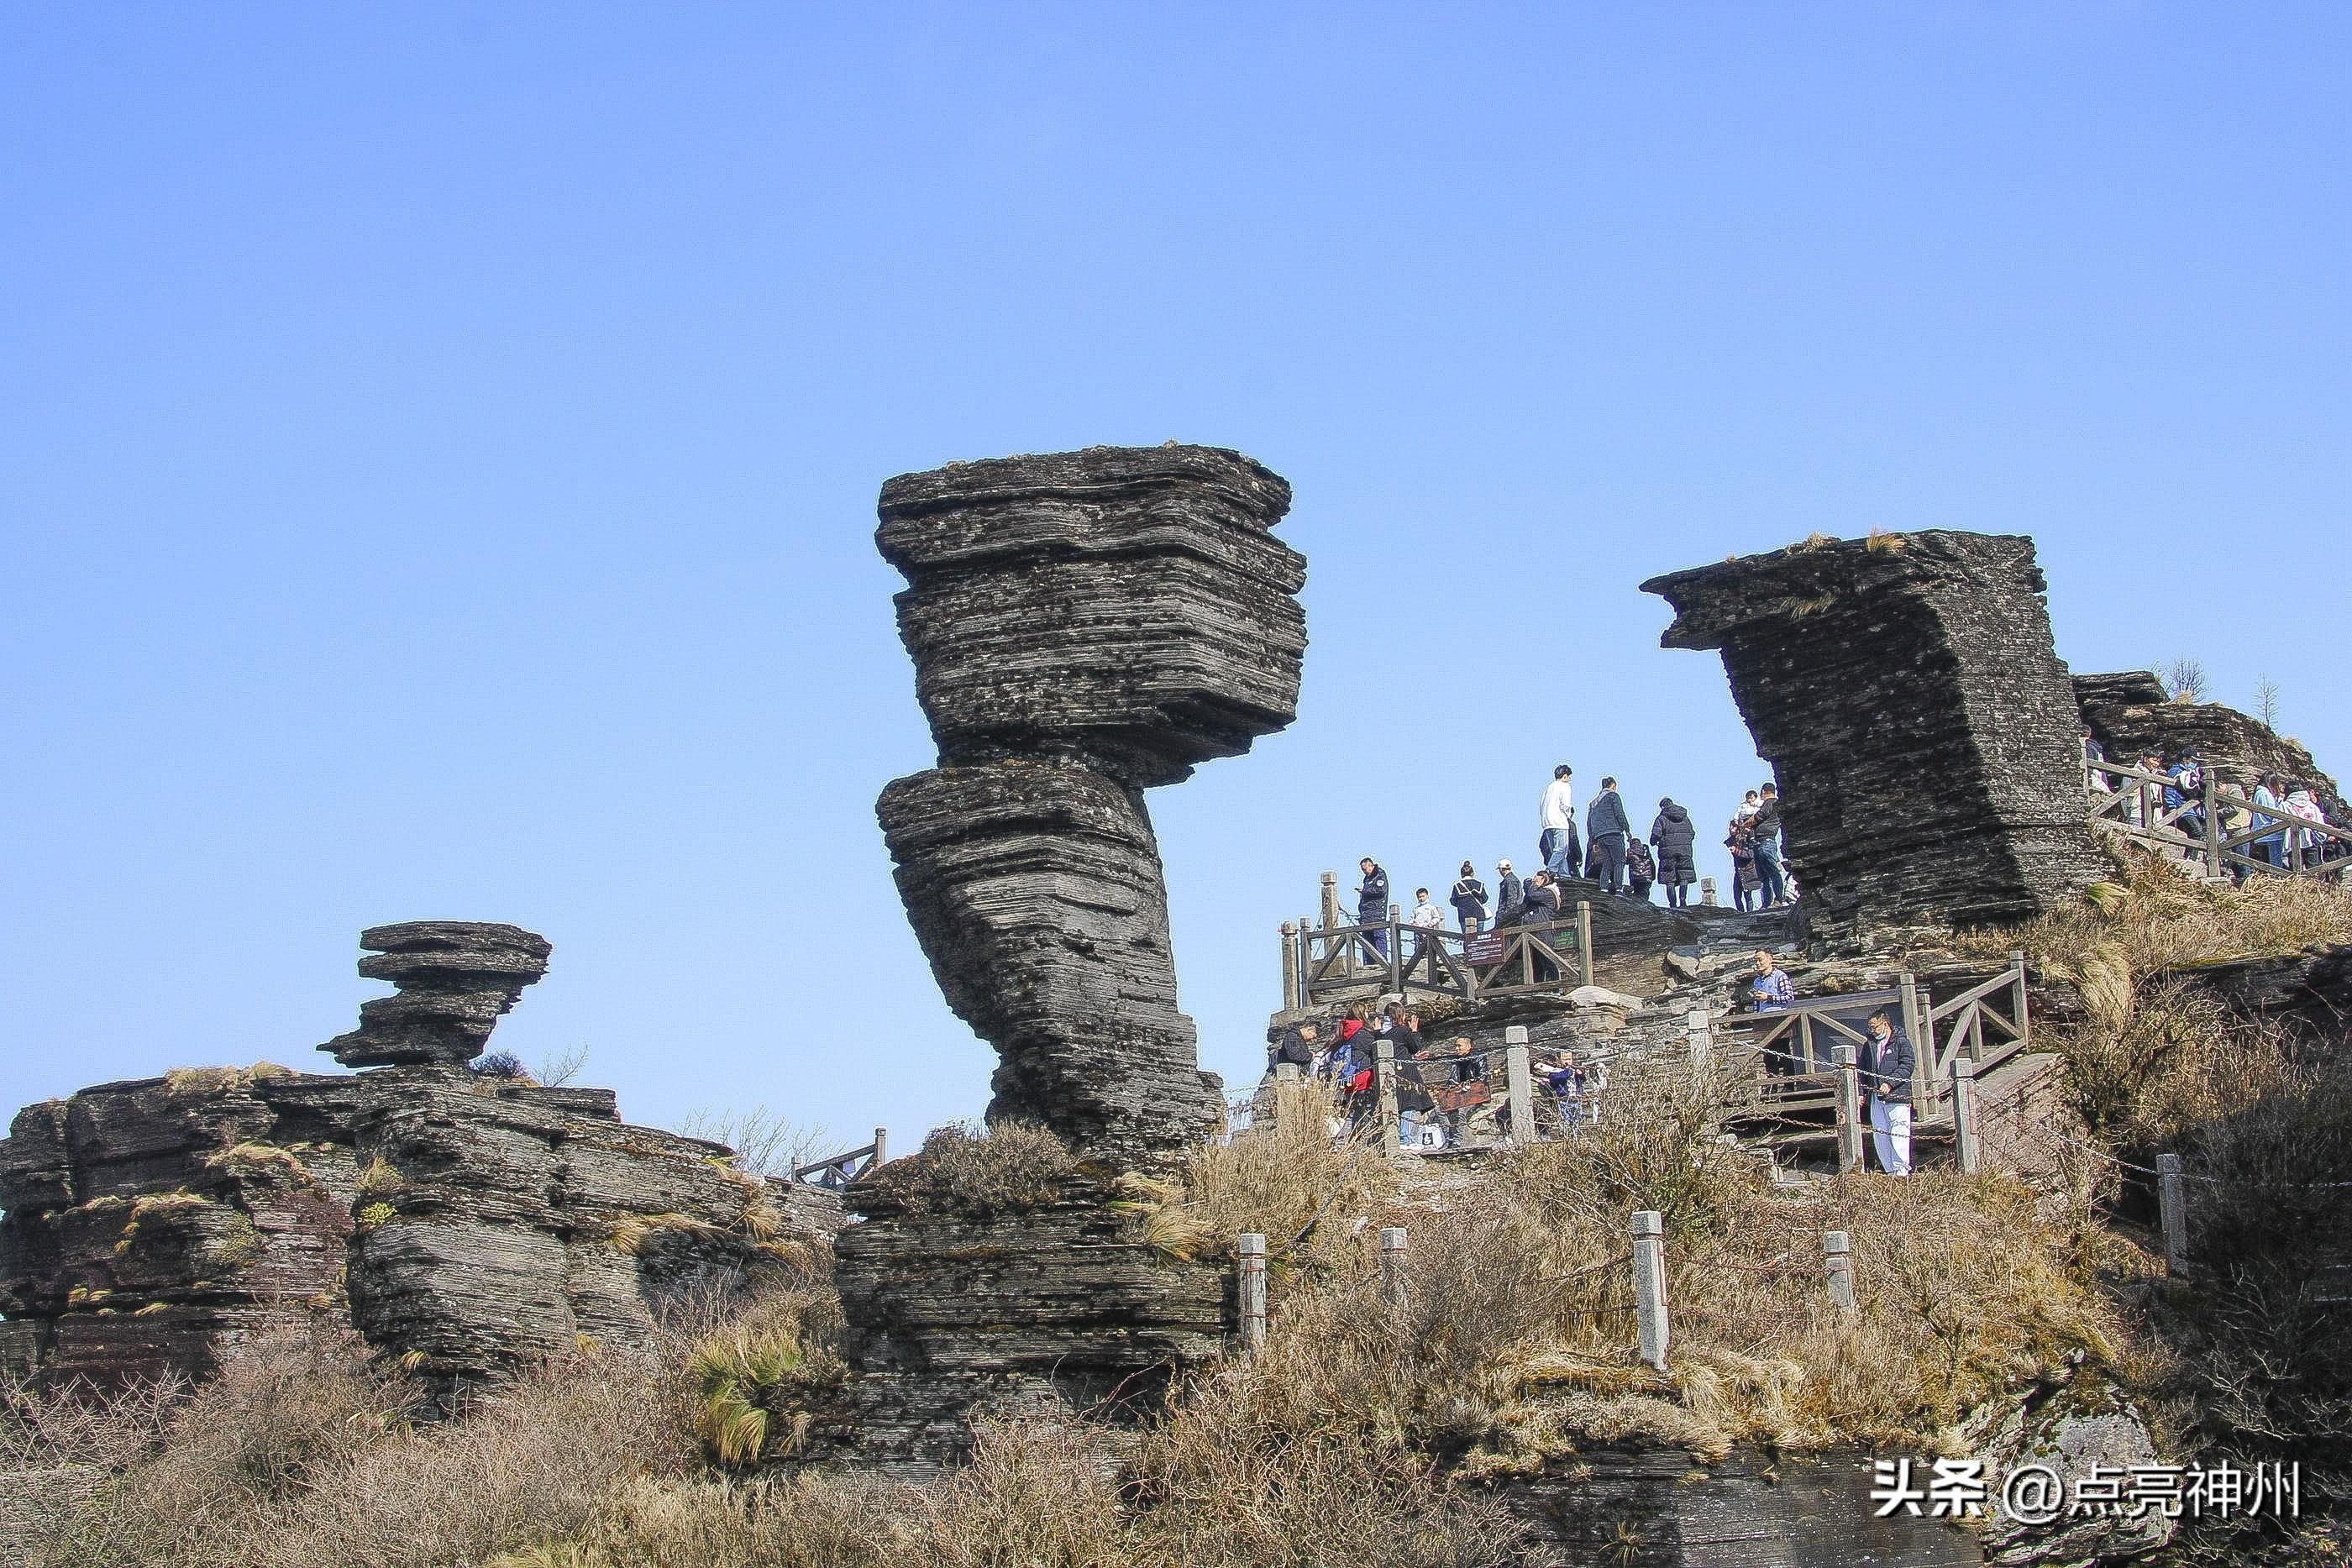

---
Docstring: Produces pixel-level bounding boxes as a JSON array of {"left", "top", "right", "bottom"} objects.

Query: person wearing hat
[{"left": 1493, "top": 858, "right": 1523, "bottom": 927}]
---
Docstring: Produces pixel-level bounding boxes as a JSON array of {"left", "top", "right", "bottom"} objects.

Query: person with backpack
[
  {"left": 1624, "top": 836, "right": 1656, "bottom": 903},
  {"left": 1725, "top": 817, "right": 1760, "bottom": 912},
  {"left": 1650, "top": 798, "right": 1698, "bottom": 909},
  {"left": 1449, "top": 861, "right": 1489, "bottom": 932},
  {"left": 2167, "top": 753, "right": 2206, "bottom": 843}
]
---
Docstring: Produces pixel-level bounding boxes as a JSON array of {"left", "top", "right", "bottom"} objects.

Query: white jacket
[
  {"left": 1541, "top": 778, "right": 1576, "bottom": 831},
  {"left": 1409, "top": 899, "right": 1445, "bottom": 929}
]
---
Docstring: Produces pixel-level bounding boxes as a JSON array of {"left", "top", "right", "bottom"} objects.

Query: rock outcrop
[
  {"left": 0, "top": 923, "right": 838, "bottom": 1396},
  {"left": 832, "top": 445, "right": 1305, "bottom": 1471},
  {"left": 1643, "top": 532, "right": 2111, "bottom": 938},
  {"left": 874, "top": 444, "right": 1307, "bottom": 1169},
  {"left": 2076, "top": 670, "right": 2346, "bottom": 824},
  {"left": 322, "top": 921, "right": 552, "bottom": 1068}
]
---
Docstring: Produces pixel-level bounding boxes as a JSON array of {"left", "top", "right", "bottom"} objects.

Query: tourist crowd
[
  {"left": 2082, "top": 734, "right": 2346, "bottom": 878},
  {"left": 1348, "top": 765, "right": 1799, "bottom": 959}
]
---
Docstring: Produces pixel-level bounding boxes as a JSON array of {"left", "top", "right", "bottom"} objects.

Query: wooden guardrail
[
  {"left": 1281, "top": 874, "right": 1595, "bottom": 1009},
  {"left": 2087, "top": 758, "right": 2352, "bottom": 883},
  {"left": 793, "top": 1127, "right": 888, "bottom": 1188}
]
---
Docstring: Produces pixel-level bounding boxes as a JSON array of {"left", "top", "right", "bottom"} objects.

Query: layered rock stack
[
  {"left": 0, "top": 923, "right": 838, "bottom": 1396},
  {"left": 1643, "top": 531, "right": 2110, "bottom": 936},
  {"left": 832, "top": 444, "right": 1307, "bottom": 1469},
  {"left": 873, "top": 443, "right": 1308, "bottom": 1170}
]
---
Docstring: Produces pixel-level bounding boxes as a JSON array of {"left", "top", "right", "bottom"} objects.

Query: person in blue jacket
[{"left": 1357, "top": 857, "right": 1390, "bottom": 960}]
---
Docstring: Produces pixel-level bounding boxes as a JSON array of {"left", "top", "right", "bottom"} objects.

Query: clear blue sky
[{"left": 5, "top": 5, "right": 2346, "bottom": 1153}]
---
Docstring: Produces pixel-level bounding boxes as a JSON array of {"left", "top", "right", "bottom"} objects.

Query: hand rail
[{"left": 793, "top": 1127, "right": 888, "bottom": 1187}]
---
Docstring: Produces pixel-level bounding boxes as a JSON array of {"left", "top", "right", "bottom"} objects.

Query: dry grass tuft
[{"left": 883, "top": 1120, "right": 1080, "bottom": 1217}]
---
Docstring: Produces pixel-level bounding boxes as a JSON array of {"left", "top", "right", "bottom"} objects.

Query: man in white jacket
[{"left": 1540, "top": 765, "right": 1578, "bottom": 878}]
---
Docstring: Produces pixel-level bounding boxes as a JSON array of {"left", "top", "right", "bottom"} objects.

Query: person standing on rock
[
  {"left": 1521, "top": 872, "right": 1563, "bottom": 982},
  {"left": 1751, "top": 784, "right": 1788, "bottom": 907},
  {"left": 1861, "top": 1007, "right": 1915, "bottom": 1177},
  {"left": 1493, "top": 859, "right": 1522, "bottom": 927},
  {"left": 1625, "top": 836, "right": 1656, "bottom": 904},
  {"left": 1408, "top": 887, "right": 1445, "bottom": 967},
  {"left": 1450, "top": 861, "right": 1489, "bottom": 932},
  {"left": 1357, "top": 857, "right": 1390, "bottom": 960},
  {"left": 1725, "top": 816, "right": 1760, "bottom": 911},
  {"left": 1650, "top": 798, "right": 1698, "bottom": 909},
  {"left": 1587, "top": 777, "right": 1632, "bottom": 894},
  {"left": 1540, "top": 765, "right": 1579, "bottom": 879}
]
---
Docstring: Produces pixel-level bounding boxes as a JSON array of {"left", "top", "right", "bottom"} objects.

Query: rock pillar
[{"left": 1642, "top": 531, "right": 2108, "bottom": 935}]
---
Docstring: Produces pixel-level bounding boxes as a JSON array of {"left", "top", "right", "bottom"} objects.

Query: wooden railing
[
  {"left": 2087, "top": 758, "right": 2352, "bottom": 884},
  {"left": 793, "top": 1127, "right": 888, "bottom": 1188},
  {"left": 1284, "top": 904, "right": 1596, "bottom": 1009}
]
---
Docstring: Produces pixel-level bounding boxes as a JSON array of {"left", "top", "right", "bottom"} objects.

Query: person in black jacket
[
  {"left": 1449, "top": 861, "right": 1489, "bottom": 932},
  {"left": 1586, "top": 778, "right": 1633, "bottom": 894},
  {"left": 1751, "top": 785, "right": 1787, "bottom": 906},
  {"left": 1861, "top": 1008, "right": 1915, "bottom": 1176},
  {"left": 1520, "top": 872, "right": 1563, "bottom": 981},
  {"left": 1493, "top": 860, "right": 1523, "bottom": 927},
  {"left": 1268, "top": 1019, "right": 1320, "bottom": 1072},
  {"left": 1624, "top": 836, "right": 1656, "bottom": 903},
  {"left": 1650, "top": 798, "right": 1699, "bottom": 909},
  {"left": 1357, "top": 857, "right": 1390, "bottom": 960}
]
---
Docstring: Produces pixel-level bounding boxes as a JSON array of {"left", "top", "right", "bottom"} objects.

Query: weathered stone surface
[
  {"left": 1498, "top": 1445, "right": 1984, "bottom": 1566},
  {"left": 1972, "top": 1377, "right": 2174, "bottom": 1565},
  {"left": 1644, "top": 532, "right": 2111, "bottom": 937},
  {"left": 0, "top": 1067, "right": 359, "bottom": 1387},
  {"left": 816, "top": 1174, "right": 1224, "bottom": 1476},
  {"left": 322, "top": 920, "right": 552, "bottom": 1068},
  {"left": 876, "top": 444, "right": 1305, "bottom": 789},
  {"left": 2076, "top": 671, "right": 2346, "bottom": 823},
  {"left": 2167, "top": 942, "right": 2352, "bottom": 1047},
  {"left": 878, "top": 762, "right": 1221, "bottom": 1167}
]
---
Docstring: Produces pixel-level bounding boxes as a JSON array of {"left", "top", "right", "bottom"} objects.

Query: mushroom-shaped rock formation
[
  {"left": 1642, "top": 531, "right": 2109, "bottom": 936},
  {"left": 321, "top": 921, "right": 552, "bottom": 1068},
  {"left": 875, "top": 444, "right": 1307, "bottom": 1170}
]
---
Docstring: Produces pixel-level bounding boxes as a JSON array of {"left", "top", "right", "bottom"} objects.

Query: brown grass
[{"left": 880, "top": 1120, "right": 1081, "bottom": 1217}]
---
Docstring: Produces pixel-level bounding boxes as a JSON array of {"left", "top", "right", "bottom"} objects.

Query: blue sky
[{"left": 4, "top": 4, "right": 2346, "bottom": 1153}]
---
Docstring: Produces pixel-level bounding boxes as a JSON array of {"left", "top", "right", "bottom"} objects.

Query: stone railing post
[
  {"left": 2202, "top": 772, "right": 2223, "bottom": 878},
  {"left": 1297, "top": 915, "right": 1315, "bottom": 1002},
  {"left": 2009, "top": 948, "right": 2031, "bottom": 1047},
  {"left": 1279, "top": 921, "right": 1299, "bottom": 1009},
  {"left": 1951, "top": 1057, "right": 1980, "bottom": 1176},
  {"left": 1700, "top": 875, "right": 1718, "bottom": 907},
  {"left": 1238, "top": 1232, "right": 1268, "bottom": 1348},
  {"left": 1833, "top": 1043, "right": 1862, "bottom": 1174},
  {"left": 1631, "top": 1209, "right": 1669, "bottom": 1371},
  {"left": 1379, "top": 1225, "right": 1409, "bottom": 1314},
  {"left": 1386, "top": 905, "right": 1403, "bottom": 992},
  {"left": 1686, "top": 1008, "right": 1712, "bottom": 1074},
  {"left": 1577, "top": 900, "right": 1596, "bottom": 989},
  {"left": 1320, "top": 873, "right": 1341, "bottom": 973},
  {"left": 1824, "top": 1230, "right": 1855, "bottom": 1311},
  {"left": 1504, "top": 1025, "right": 1536, "bottom": 1144},
  {"left": 2157, "top": 1153, "right": 2189, "bottom": 1276}
]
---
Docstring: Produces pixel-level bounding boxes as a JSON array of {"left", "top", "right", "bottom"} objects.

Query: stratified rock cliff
[
  {"left": 875, "top": 444, "right": 1307, "bottom": 1169},
  {"left": 0, "top": 923, "right": 838, "bottom": 1396},
  {"left": 1643, "top": 531, "right": 2110, "bottom": 936}
]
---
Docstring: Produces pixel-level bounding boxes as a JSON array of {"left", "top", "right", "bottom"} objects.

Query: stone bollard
[
  {"left": 1700, "top": 875, "right": 1718, "bottom": 906},
  {"left": 1577, "top": 900, "right": 1596, "bottom": 989},
  {"left": 1504, "top": 1025, "right": 1536, "bottom": 1144},
  {"left": 1631, "top": 1209, "right": 1669, "bottom": 1371},
  {"left": 1279, "top": 921, "right": 1299, "bottom": 1009},
  {"left": 871, "top": 1127, "right": 890, "bottom": 1170},
  {"left": 1824, "top": 1230, "right": 1855, "bottom": 1311},
  {"left": 1685, "top": 1008, "right": 1712, "bottom": 1073},
  {"left": 1951, "top": 1057, "right": 1980, "bottom": 1176},
  {"left": 1380, "top": 1226, "right": 1409, "bottom": 1314},
  {"left": 1833, "top": 1043, "right": 1862, "bottom": 1174},
  {"left": 2157, "top": 1153, "right": 2189, "bottom": 1276},
  {"left": 1238, "top": 1233, "right": 1268, "bottom": 1348},
  {"left": 1375, "top": 1036, "right": 1400, "bottom": 1155}
]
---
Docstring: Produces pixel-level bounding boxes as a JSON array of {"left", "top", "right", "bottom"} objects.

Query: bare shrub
[
  {"left": 1168, "top": 1079, "right": 1401, "bottom": 1265},
  {"left": 675, "top": 1106, "right": 835, "bottom": 1181}
]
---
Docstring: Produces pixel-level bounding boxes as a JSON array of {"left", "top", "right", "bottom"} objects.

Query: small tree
[
  {"left": 2161, "top": 657, "right": 2208, "bottom": 704},
  {"left": 2255, "top": 674, "right": 2282, "bottom": 732}
]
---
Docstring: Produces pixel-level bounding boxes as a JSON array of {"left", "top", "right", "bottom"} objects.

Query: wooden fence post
[
  {"left": 1386, "top": 905, "right": 1403, "bottom": 993},
  {"left": 1951, "top": 1057, "right": 1980, "bottom": 1176},
  {"left": 1824, "top": 1230, "right": 1855, "bottom": 1311},
  {"left": 1297, "top": 915, "right": 1315, "bottom": 1003},
  {"left": 1504, "top": 1025, "right": 1536, "bottom": 1144},
  {"left": 1238, "top": 1233, "right": 1268, "bottom": 1348},
  {"left": 2009, "top": 949, "right": 2031, "bottom": 1048},
  {"left": 1279, "top": 921, "right": 1299, "bottom": 1010},
  {"left": 2157, "top": 1153, "right": 2190, "bottom": 1276},
  {"left": 1380, "top": 1226, "right": 1410, "bottom": 1314},
  {"left": 1577, "top": 900, "right": 1596, "bottom": 989},
  {"left": 1833, "top": 1043, "right": 1862, "bottom": 1174},
  {"left": 1320, "top": 873, "right": 1341, "bottom": 973},
  {"left": 1631, "top": 1210, "right": 1670, "bottom": 1371},
  {"left": 2202, "top": 772, "right": 2223, "bottom": 878},
  {"left": 871, "top": 1127, "right": 889, "bottom": 1169},
  {"left": 1375, "top": 1035, "right": 1399, "bottom": 1154}
]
